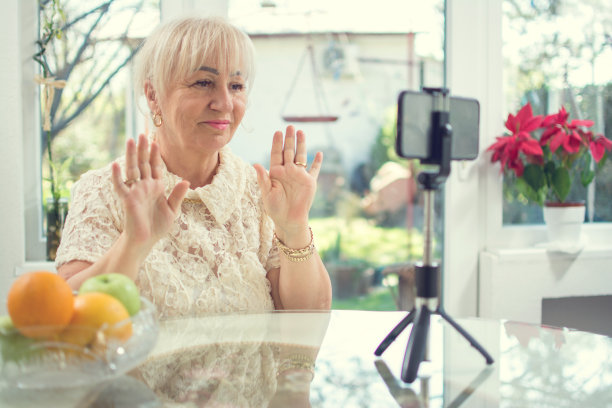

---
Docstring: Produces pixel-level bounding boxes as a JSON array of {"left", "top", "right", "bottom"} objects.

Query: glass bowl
[{"left": 0, "top": 296, "right": 158, "bottom": 389}]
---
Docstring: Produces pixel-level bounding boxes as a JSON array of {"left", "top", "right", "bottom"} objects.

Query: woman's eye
[
  {"left": 194, "top": 79, "right": 213, "bottom": 88},
  {"left": 231, "top": 83, "right": 245, "bottom": 92}
]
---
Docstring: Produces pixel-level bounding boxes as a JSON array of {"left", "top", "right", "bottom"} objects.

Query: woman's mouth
[{"left": 205, "top": 120, "right": 230, "bottom": 130}]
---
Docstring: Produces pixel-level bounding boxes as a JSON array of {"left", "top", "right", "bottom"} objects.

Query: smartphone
[{"left": 395, "top": 90, "right": 479, "bottom": 161}]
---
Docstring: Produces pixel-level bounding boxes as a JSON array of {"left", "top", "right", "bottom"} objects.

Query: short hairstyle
[{"left": 133, "top": 16, "right": 255, "bottom": 108}]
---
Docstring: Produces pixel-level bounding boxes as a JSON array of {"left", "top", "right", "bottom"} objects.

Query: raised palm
[
  {"left": 254, "top": 126, "right": 322, "bottom": 233},
  {"left": 111, "top": 135, "right": 189, "bottom": 247}
]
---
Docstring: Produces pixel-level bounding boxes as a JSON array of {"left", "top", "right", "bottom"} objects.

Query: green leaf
[
  {"left": 551, "top": 167, "right": 571, "bottom": 202},
  {"left": 515, "top": 177, "right": 544, "bottom": 206},
  {"left": 522, "top": 164, "right": 546, "bottom": 192},
  {"left": 596, "top": 154, "right": 608, "bottom": 171},
  {"left": 581, "top": 169, "right": 595, "bottom": 187}
]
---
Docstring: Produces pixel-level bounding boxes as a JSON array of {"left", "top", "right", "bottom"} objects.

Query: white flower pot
[{"left": 542, "top": 203, "right": 585, "bottom": 245}]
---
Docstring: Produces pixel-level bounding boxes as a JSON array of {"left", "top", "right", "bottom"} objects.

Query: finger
[
  {"left": 125, "top": 138, "right": 140, "bottom": 182},
  {"left": 111, "top": 162, "right": 129, "bottom": 197},
  {"left": 150, "top": 141, "right": 163, "bottom": 179},
  {"left": 269, "top": 131, "right": 284, "bottom": 167},
  {"left": 308, "top": 151, "right": 323, "bottom": 180},
  {"left": 138, "top": 134, "right": 152, "bottom": 180},
  {"left": 282, "top": 125, "right": 296, "bottom": 166},
  {"left": 253, "top": 164, "right": 271, "bottom": 196},
  {"left": 294, "top": 129, "right": 308, "bottom": 166},
  {"left": 167, "top": 180, "right": 190, "bottom": 215}
]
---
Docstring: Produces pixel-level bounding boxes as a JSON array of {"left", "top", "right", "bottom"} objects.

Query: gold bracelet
[
  {"left": 276, "top": 353, "right": 315, "bottom": 377},
  {"left": 273, "top": 227, "right": 315, "bottom": 262}
]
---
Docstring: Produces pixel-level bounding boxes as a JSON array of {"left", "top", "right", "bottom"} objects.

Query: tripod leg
[
  {"left": 401, "top": 306, "right": 430, "bottom": 383},
  {"left": 374, "top": 308, "right": 416, "bottom": 356},
  {"left": 438, "top": 308, "right": 494, "bottom": 364}
]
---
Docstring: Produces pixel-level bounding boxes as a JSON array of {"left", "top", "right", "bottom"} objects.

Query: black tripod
[{"left": 374, "top": 88, "right": 494, "bottom": 384}]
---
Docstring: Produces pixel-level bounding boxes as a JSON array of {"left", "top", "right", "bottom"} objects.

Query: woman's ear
[{"left": 144, "top": 81, "right": 159, "bottom": 113}]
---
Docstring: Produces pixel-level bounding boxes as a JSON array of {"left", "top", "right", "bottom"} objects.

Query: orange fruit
[
  {"left": 60, "top": 292, "right": 132, "bottom": 347},
  {"left": 7, "top": 271, "right": 74, "bottom": 339}
]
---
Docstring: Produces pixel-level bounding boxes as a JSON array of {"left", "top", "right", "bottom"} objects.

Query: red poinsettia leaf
[
  {"left": 508, "top": 158, "right": 524, "bottom": 177},
  {"left": 569, "top": 119, "right": 594, "bottom": 128},
  {"left": 521, "top": 115, "right": 544, "bottom": 132},
  {"left": 542, "top": 115, "right": 556, "bottom": 127},
  {"left": 543, "top": 106, "right": 569, "bottom": 128},
  {"left": 562, "top": 130, "right": 582, "bottom": 153},
  {"left": 595, "top": 134, "right": 612, "bottom": 150},
  {"left": 486, "top": 136, "right": 511, "bottom": 152},
  {"left": 519, "top": 139, "right": 544, "bottom": 156},
  {"left": 540, "top": 126, "right": 557, "bottom": 145},
  {"left": 558, "top": 106, "right": 569, "bottom": 121},
  {"left": 515, "top": 103, "right": 534, "bottom": 123},
  {"left": 590, "top": 141, "right": 606, "bottom": 162},
  {"left": 505, "top": 114, "right": 517, "bottom": 133},
  {"left": 548, "top": 129, "right": 566, "bottom": 152}
]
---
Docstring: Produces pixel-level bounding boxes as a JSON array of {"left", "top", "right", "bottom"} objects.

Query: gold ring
[
  {"left": 294, "top": 161, "right": 307, "bottom": 167},
  {"left": 124, "top": 178, "right": 138, "bottom": 186}
]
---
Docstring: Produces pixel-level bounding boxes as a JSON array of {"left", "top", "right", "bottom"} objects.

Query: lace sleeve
[
  {"left": 263, "top": 215, "right": 280, "bottom": 271},
  {"left": 243, "top": 167, "right": 280, "bottom": 272},
  {"left": 55, "top": 165, "right": 123, "bottom": 269}
]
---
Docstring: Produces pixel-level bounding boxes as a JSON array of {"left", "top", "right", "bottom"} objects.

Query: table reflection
[
  {"left": 129, "top": 311, "right": 330, "bottom": 407},
  {"left": 1, "top": 310, "right": 611, "bottom": 407}
]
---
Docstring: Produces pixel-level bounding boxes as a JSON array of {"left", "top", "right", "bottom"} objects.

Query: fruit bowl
[{"left": 0, "top": 297, "right": 158, "bottom": 389}]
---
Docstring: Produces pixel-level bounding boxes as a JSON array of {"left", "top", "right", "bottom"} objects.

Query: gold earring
[{"left": 153, "top": 112, "right": 163, "bottom": 127}]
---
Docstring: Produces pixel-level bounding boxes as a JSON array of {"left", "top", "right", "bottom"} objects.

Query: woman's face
[{"left": 157, "top": 62, "right": 247, "bottom": 155}]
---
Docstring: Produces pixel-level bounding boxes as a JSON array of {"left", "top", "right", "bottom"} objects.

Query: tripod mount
[{"left": 374, "top": 87, "right": 494, "bottom": 383}]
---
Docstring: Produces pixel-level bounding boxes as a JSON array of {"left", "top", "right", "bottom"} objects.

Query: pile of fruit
[{"left": 1, "top": 271, "right": 142, "bottom": 364}]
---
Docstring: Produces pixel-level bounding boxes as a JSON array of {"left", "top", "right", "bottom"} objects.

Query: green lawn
[
  {"left": 310, "top": 216, "right": 423, "bottom": 311},
  {"left": 332, "top": 286, "right": 398, "bottom": 311}
]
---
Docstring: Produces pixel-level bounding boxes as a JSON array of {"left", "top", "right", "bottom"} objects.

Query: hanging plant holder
[
  {"left": 281, "top": 115, "right": 338, "bottom": 123},
  {"left": 280, "top": 42, "right": 339, "bottom": 123}
]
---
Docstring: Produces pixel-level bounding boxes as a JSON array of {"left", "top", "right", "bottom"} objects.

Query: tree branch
[{"left": 49, "top": 47, "right": 139, "bottom": 142}]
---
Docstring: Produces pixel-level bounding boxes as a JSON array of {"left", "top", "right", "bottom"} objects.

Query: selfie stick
[{"left": 374, "top": 87, "right": 494, "bottom": 384}]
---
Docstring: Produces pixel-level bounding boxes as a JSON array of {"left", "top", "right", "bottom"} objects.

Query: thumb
[
  {"left": 167, "top": 180, "right": 190, "bottom": 215},
  {"left": 253, "top": 164, "right": 271, "bottom": 194}
]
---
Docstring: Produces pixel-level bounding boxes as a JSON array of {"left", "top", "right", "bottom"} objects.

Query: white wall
[
  {"left": 443, "top": 0, "right": 503, "bottom": 317},
  {"left": 0, "top": 0, "right": 28, "bottom": 314},
  {"left": 233, "top": 34, "right": 419, "bottom": 173}
]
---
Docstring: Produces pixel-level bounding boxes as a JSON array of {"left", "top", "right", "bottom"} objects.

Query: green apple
[
  {"left": 79, "top": 273, "right": 141, "bottom": 316},
  {"left": 0, "top": 315, "right": 41, "bottom": 364}
]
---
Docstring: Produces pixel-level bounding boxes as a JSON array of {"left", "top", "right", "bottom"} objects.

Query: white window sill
[
  {"left": 483, "top": 244, "right": 612, "bottom": 262},
  {"left": 15, "top": 261, "right": 57, "bottom": 276},
  {"left": 479, "top": 244, "right": 612, "bottom": 324}
]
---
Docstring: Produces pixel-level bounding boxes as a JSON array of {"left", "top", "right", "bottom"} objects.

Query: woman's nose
[{"left": 209, "top": 86, "right": 233, "bottom": 111}]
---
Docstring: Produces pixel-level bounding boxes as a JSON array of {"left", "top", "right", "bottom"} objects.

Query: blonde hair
[{"left": 133, "top": 17, "right": 255, "bottom": 107}]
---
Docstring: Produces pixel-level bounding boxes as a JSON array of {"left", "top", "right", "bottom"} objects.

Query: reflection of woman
[
  {"left": 55, "top": 17, "right": 332, "bottom": 317},
  {"left": 133, "top": 342, "right": 318, "bottom": 407},
  {"left": 131, "top": 312, "right": 329, "bottom": 406}
]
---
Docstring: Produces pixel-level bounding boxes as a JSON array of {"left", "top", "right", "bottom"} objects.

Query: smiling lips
[{"left": 205, "top": 120, "right": 230, "bottom": 130}]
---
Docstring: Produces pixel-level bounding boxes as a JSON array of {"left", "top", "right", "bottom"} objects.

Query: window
[
  {"left": 26, "top": 0, "right": 160, "bottom": 261},
  {"left": 501, "top": 0, "right": 612, "bottom": 225},
  {"left": 228, "top": 0, "right": 446, "bottom": 309}
]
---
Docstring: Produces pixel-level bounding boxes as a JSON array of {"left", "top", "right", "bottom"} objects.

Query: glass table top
[{"left": 1, "top": 309, "right": 611, "bottom": 407}]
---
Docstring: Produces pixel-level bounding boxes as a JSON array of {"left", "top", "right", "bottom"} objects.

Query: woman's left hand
[{"left": 254, "top": 125, "right": 322, "bottom": 237}]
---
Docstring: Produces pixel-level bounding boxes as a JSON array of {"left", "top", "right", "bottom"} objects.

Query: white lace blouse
[{"left": 56, "top": 146, "right": 279, "bottom": 318}]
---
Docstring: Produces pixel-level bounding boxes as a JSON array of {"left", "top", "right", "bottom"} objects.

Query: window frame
[
  {"left": 481, "top": 2, "right": 612, "bottom": 251},
  {"left": 23, "top": 0, "right": 46, "bottom": 262}
]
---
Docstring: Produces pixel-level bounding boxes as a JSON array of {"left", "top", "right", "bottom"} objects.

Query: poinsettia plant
[{"left": 487, "top": 102, "right": 612, "bottom": 205}]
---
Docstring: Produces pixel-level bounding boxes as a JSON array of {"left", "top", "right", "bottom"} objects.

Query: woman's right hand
[{"left": 111, "top": 134, "right": 189, "bottom": 249}]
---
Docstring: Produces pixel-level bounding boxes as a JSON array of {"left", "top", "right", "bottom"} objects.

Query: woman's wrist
[
  {"left": 274, "top": 226, "right": 315, "bottom": 262},
  {"left": 273, "top": 224, "right": 310, "bottom": 248},
  {"left": 112, "top": 232, "right": 154, "bottom": 272}
]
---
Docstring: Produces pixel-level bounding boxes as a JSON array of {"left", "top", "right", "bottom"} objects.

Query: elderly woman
[{"left": 56, "top": 17, "right": 332, "bottom": 318}]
